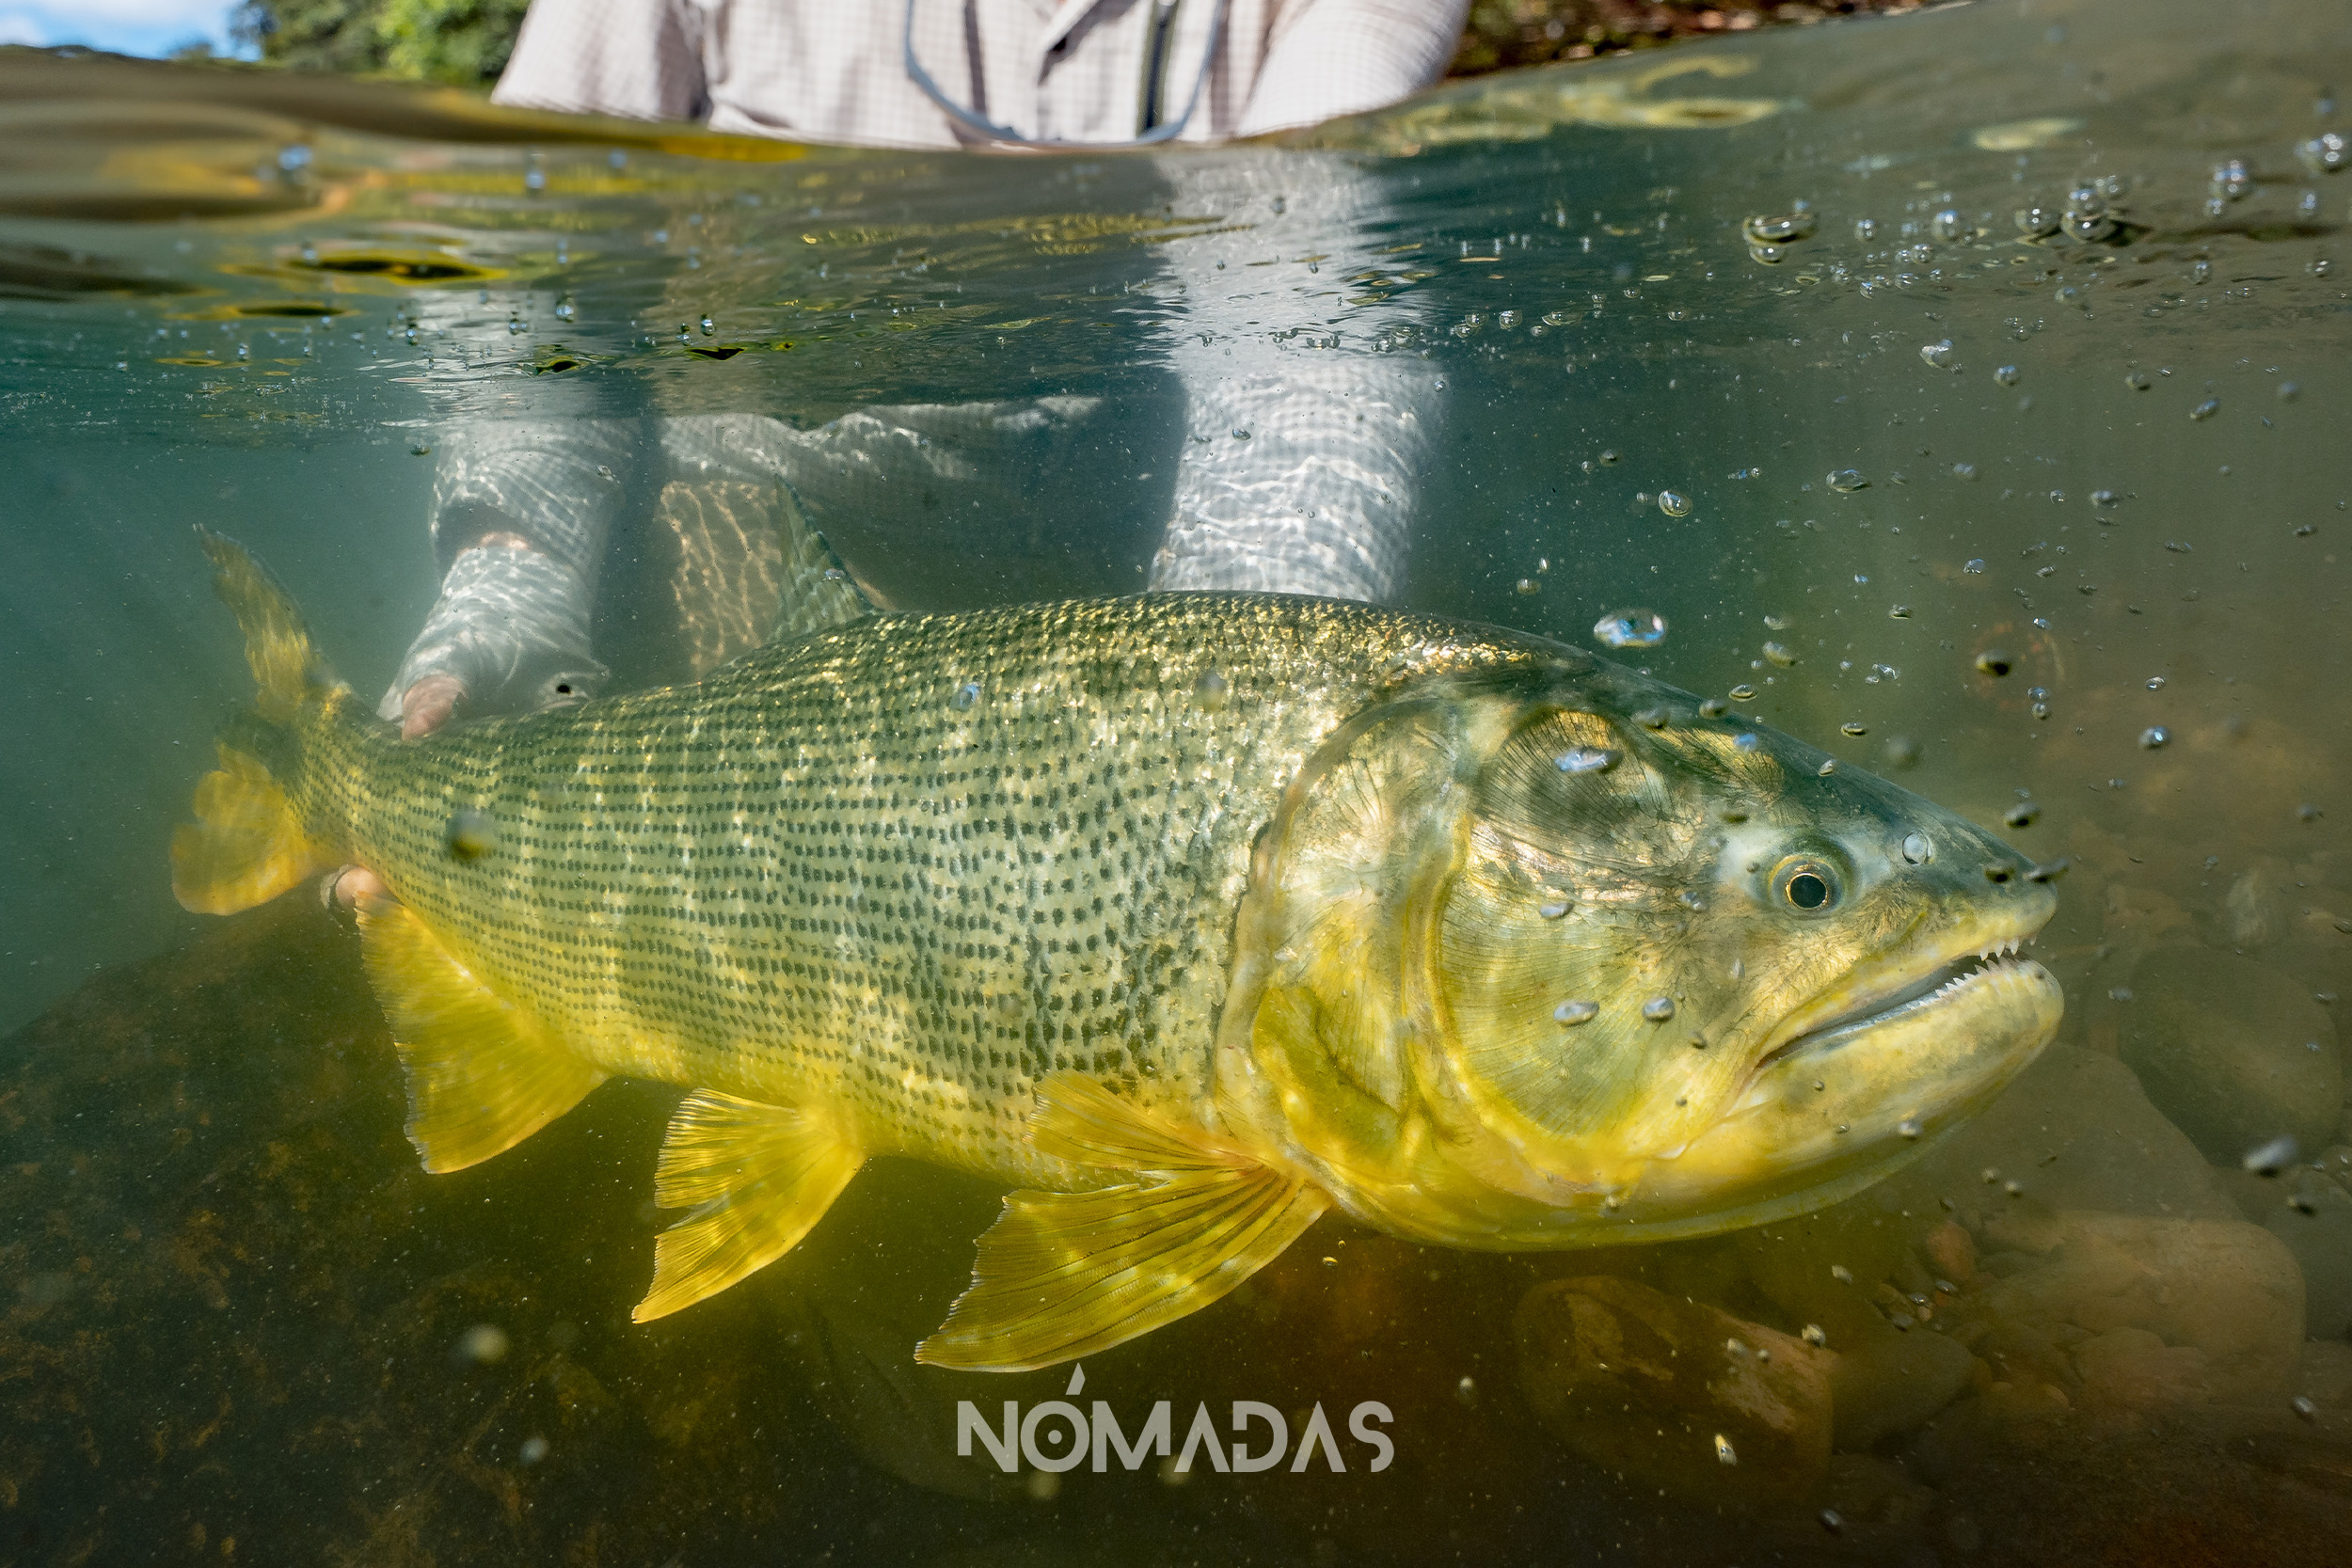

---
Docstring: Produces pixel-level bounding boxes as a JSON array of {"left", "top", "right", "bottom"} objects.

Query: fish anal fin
[
  {"left": 170, "top": 744, "right": 334, "bottom": 914},
  {"left": 915, "top": 1075, "right": 1329, "bottom": 1371},
  {"left": 355, "top": 896, "right": 605, "bottom": 1173},
  {"left": 633, "top": 1090, "right": 864, "bottom": 1323}
]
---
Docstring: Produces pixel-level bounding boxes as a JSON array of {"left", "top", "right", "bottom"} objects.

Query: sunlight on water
[{"left": 2, "top": 0, "right": 2349, "bottom": 1561}]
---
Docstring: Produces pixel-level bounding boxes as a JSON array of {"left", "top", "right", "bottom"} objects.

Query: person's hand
[
  {"left": 399, "top": 672, "right": 468, "bottom": 739},
  {"left": 321, "top": 863, "right": 389, "bottom": 911}
]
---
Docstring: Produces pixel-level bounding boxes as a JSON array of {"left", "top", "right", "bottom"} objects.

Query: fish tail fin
[
  {"left": 633, "top": 1091, "right": 865, "bottom": 1322},
  {"left": 915, "top": 1074, "right": 1329, "bottom": 1372},
  {"left": 357, "top": 896, "right": 608, "bottom": 1172},
  {"left": 170, "top": 530, "right": 346, "bottom": 914}
]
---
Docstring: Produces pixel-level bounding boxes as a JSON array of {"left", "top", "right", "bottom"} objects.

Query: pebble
[{"left": 1514, "top": 1276, "right": 1834, "bottom": 1506}]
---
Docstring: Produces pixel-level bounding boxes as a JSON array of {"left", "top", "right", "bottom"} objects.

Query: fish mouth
[{"left": 1750, "top": 914, "right": 2051, "bottom": 1080}]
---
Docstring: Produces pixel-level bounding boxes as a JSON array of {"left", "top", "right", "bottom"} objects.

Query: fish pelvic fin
[
  {"left": 171, "top": 530, "right": 347, "bottom": 914},
  {"left": 633, "top": 1090, "right": 865, "bottom": 1323},
  {"left": 356, "top": 896, "right": 606, "bottom": 1173},
  {"left": 914, "top": 1074, "right": 1330, "bottom": 1372}
]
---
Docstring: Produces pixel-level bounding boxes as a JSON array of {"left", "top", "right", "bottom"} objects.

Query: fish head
[{"left": 1218, "top": 655, "right": 2062, "bottom": 1248}]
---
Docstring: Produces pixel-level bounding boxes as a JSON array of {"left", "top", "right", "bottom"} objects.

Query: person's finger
[
  {"left": 319, "top": 864, "right": 391, "bottom": 911},
  {"left": 401, "top": 673, "right": 467, "bottom": 739}
]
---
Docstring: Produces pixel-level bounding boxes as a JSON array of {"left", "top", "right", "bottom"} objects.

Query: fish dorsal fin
[
  {"left": 914, "top": 1074, "right": 1329, "bottom": 1371},
  {"left": 770, "top": 479, "right": 877, "bottom": 642},
  {"left": 633, "top": 1090, "right": 866, "bottom": 1322},
  {"left": 355, "top": 896, "right": 607, "bottom": 1172}
]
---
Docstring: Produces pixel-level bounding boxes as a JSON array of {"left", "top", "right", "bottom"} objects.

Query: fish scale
[{"left": 281, "top": 593, "right": 1477, "bottom": 1182}]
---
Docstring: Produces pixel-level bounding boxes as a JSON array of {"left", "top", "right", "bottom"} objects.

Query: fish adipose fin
[
  {"left": 171, "top": 529, "right": 346, "bottom": 913},
  {"left": 914, "top": 1074, "right": 1329, "bottom": 1372},
  {"left": 356, "top": 896, "right": 606, "bottom": 1173},
  {"left": 634, "top": 1090, "right": 865, "bottom": 1322}
]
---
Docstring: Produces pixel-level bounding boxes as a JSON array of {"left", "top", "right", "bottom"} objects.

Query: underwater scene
[{"left": 3, "top": 0, "right": 2350, "bottom": 1561}]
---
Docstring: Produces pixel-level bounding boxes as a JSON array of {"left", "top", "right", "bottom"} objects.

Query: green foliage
[{"left": 230, "top": 0, "right": 531, "bottom": 86}]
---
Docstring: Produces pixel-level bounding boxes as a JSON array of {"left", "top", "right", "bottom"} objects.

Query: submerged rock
[
  {"left": 2118, "top": 949, "right": 2342, "bottom": 1163},
  {"left": 2260, "top": 1170, "right": 2352, "bottom": 1341},
  {"left": 1514, "top": 1275, "right": 1834, "bottom": 1508},
  {"left": 1948, "top": 1211, "right": 2306, "bottom": 1412}
]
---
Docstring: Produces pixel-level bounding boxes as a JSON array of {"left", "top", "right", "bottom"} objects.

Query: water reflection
[{"left": 3, "top": 0, "right": 2351, "bottom": 1562}]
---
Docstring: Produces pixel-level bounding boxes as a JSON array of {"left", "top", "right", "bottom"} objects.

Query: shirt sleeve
[
  {"left": 1236, "top": 0, "right": 1470, "bottom": 136},
  {"left": 491, "top": 0, "right": 712, "bottom": 123}
]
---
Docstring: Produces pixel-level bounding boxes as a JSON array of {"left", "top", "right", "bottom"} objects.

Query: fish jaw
[{"left": 1597, "top": 946, "right": 2064, "bottom": 1238}]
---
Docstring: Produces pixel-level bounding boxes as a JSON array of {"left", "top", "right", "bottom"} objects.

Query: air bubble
[
  {"left": 2125, "top": 371, "right": 2151, "bottom": 390},
  {"left": 2140, "top": 725, "right": 2169, "bottom": 749},
  {"left": 1801, "top": 1324, "right": 1827, "bottom": 1347},
  {"left": 1899, "top": 1118, "right": 1922, "bottom": 1139},
  {"left": 950, "top": 680, "right": 981, "bottom": 711},
  {"left": 1592, "top": 609, "right": 1667, "bottom": 648},
  {"left": 1827, "top": 468, "right": 1869, "bottom": 493},
  {"left": 1920, "top": 340, "right": 1959, "bottom": 371},
  {"left": 1556, "top": 747, "right": 1621, "bottom": 775},
  {"left": 1762, "top": 641, "right": 1796, "bottom": 667},
  {"left": 2091, "top": 489, "right": 2121, "bottom": 511},
  {"left": 1976, "top": 649, "right": 2013, "bottom": 676},
  {"left": 2014, "top": 205, "right": 2060, "bottom": 238},
  {"left": 1728, "top": 684, "right": 1757, "bottom": 701},
  {"left": 1841, "top": 721, "right": 1867, "bottom": 736},
  {"left": 2297, "top": 133, "right": 2348, "bottom": 175},
  {"left": 1554, "top": 999, "right": 1599, "bottom": 1026},
  {"left": 1931, "top": 209, "right": 1966, "bottom": 242},
  {"left": 1744, "top": 212, "right": 1817, "bottom": 244},
  {"left": 1658, "top": 490, "right": 1692, "bottom": 517},
  {"left": 1516, "top": 577, "right": 1541, "bottom": 595},
  {"left": 1642, "top": 996, "right": 1677, "bottom": 1022},
  {"left": 1715, "top": 1434, "right": 1738, "bottom": 1466},
  {"left": 1193, "top": 670, "right": 1231, "bottom": 710},
  {"left": 2190, "top": 397, "right": 2220, "bottom": 420},
  {"left": 1889, "top": 604, "right": 1913, "bottom": 619},
  {"left": 1901, "top": 832, "right": 1932, "bottom": 864}
]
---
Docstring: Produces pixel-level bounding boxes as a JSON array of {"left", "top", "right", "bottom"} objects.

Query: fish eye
[{"left": 1772, "top": 857, "right": 1840, "bottom": 914}]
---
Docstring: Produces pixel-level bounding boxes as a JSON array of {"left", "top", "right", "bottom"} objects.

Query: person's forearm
[{"left": 379, "top": 419, "right": 648, "bottom": 721}]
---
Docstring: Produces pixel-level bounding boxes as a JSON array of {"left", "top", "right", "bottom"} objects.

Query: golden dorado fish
[{"left": 174, "top": 529, "right": 2062, "bottom": 1370}]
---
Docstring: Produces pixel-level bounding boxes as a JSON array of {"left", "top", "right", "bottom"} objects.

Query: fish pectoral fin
[
  {"left": 914, "top": 1074, "right": 1329, "bottom": 1371},
  {"left": 355, "top": 896, "right": 606, "bottom": 1174},
  {"left": 633, "top": 1090, "right": 864, "bottom": 1323}
]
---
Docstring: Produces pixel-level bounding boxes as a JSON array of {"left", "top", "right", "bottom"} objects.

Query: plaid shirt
[{"left": 493, "top": 0, "right": 1468, "bottom": 147}]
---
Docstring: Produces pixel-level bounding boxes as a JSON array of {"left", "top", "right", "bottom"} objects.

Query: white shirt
[{"left": 493, "top": 0, "right": 1468, "bottom": 149}]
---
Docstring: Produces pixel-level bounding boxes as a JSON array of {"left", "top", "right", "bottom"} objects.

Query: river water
[{"left": 2, "top": 1, "right": 2348, "bottom": 1562}]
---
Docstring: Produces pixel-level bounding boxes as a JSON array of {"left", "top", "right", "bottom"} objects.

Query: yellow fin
[
  {"left": 915, "top": 1074, "right": 1329, "bottom": 1372},
  {"left": 356, "top": 896, "right": 605, "bottom": 1173},
  {"left": 195, "top": 527, "right": 342, "bottom": 720},
  {"left": 633, "top": 1091, "right": 865, "bottom": 1322},
  {"left": 170, "top": 744, "right": 333, "bottom": 914}
]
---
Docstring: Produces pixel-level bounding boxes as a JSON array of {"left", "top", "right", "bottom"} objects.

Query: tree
[{"left": 230, "top": 0, "right": 532, "bottom": 86}]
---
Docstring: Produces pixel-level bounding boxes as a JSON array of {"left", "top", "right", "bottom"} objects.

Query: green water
[{"left": 3, "top": 1, "right": 2349, "bottom": 1561}]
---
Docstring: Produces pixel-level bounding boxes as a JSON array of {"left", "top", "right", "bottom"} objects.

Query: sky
[{"left": 0, "top": 0, "right": 247, "bottom": 56}]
